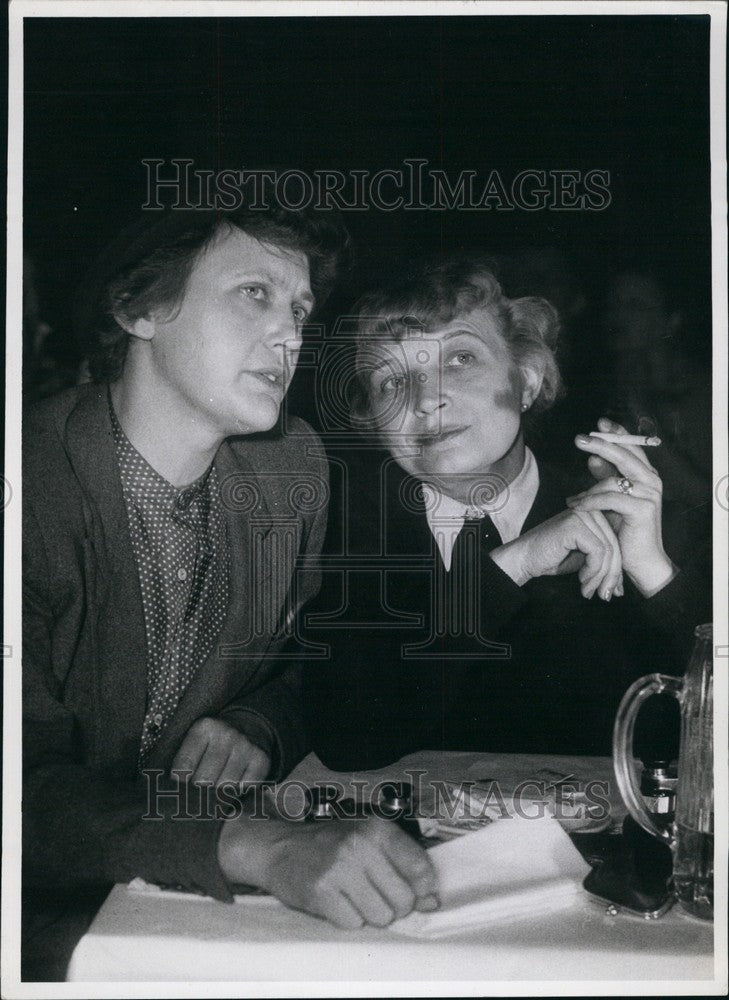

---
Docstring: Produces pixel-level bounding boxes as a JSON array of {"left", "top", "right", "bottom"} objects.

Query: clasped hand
[
  {"left": 218, "top": 810, "right": 439, "bottom": 930},
  {"left": 569, "top": 417, "right": 675, "bottom": 596},
  {"left": 491, "top": 418, "right": 674, "bottom": 599},
  {"left": 171, "top": 717, "right": 271, "bottom": 792},
  {"left": 492, "top": 503, "right": 623, "bottom": 600}
]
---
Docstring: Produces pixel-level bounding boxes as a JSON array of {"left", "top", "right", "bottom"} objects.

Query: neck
[
  {"left": 110, "top": 363, "right": 223, "bottom": 488},
  {"left": 424, "top": 432, "right": 526, "bottom": 506}
]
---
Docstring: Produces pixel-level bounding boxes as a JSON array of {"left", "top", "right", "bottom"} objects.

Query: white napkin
[{"left": 391, "top": 814, "right": 590, "bottom": 938}]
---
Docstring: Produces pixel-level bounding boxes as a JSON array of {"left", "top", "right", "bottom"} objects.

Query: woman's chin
[
  {"left": 231, "top": 398, "right": 281, "bottom": 436},
  {"left": 417, "top": 454, "right": 486, "bottom": 478}
]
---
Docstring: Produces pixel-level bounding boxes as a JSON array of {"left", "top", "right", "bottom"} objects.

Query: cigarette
[{"left": 589, "top": 432, "right": 661, "bottom": 446}]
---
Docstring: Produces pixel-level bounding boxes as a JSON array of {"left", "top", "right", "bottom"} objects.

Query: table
[{"left": 67, "top": 752, "right": 716, "bottom": 985}]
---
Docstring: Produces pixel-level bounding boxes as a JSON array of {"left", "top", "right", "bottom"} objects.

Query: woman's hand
[
  {"left": 491, "top": 506, "right": 623, "bottom": 601},
  {"left": 171, "top": 717, "right": 271, "bottom": 792},
  {"left": 218, "top": 812, "right": 439, "bottom": 929},
  {"left": 568, "top": 418, "right": 676, "bottom": 597}
]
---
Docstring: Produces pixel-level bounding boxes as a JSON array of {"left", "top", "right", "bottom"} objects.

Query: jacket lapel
[
  {"left": 384, "top": 458, "right": 437, "bottom": 559},
  {"left": 62, "top": 385, "right": 149, "bottom": 770}
]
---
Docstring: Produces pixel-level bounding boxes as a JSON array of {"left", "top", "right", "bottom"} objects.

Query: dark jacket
[
  {"left": 303, "top": 449, "right": 709, "bottom": 770},
  {"left": 23, "top": 383, "right": 328, "bottom": 902}
]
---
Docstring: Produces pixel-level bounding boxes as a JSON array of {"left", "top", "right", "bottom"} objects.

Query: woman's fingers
[
  {"left": 321, "top": 891, "right": 366, "bottom": 930},
  {"left": 365, "top": 858, "right": 417, "bottom": 920},
  {"left": 341, "top": 874, "right": 396, "bottom": 928},
  {"left": 339, "top": 823, "right": 436, "bottom": 926},
  {"left": 567, "top": 490, "right": 654, "bottom": 521},
  {"left": 570, "top": 508, "right": 621, "bottom": 599},
  {"left": 493, "top": 504, "right": 624, "bottom": 600},
  {"left": 216, "top": 749, "right": 250, "bottom": 793},
  {"left": 575, "top": 509, "right": 623, "bottom": 600},
  {"left": 381, "top": 824, "right": 438, "bottom": 903},
  {"left": 567, "top": 473, "right": 673, "bottom": 598},
  {"left": 573, "top": 511, "right": 608, "bottom": 597},
  {"left": 566, "top": 476, "right": 651, "bottom": 504},
  {"left": 594, "top": 417, "right": 653, "bottom": 463},
  {"left": 575, "top": 433, "right": 659, "bottom": 483},
  {"left": 589, "top": 509, "right": 624, "bottom": 600},
  {"left": 587, "top": 453, "right": 617, "bottom": 483}
]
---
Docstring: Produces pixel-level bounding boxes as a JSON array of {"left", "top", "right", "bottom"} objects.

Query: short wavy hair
[
  {"left": 77, "top": 205, "right": 351, "bottom": 382},
  {"left": 350, "top": 256, "right": 563, "bottom": 421}
]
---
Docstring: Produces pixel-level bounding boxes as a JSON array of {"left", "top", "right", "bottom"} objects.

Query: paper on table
[{"left": 391, "top": 813, "right": 591, "bottom": 938}]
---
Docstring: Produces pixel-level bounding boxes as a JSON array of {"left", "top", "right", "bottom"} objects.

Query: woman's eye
[
  {"left": 292, "top": 305, "right": 309, "bottom": 323},
  {"left": 239, "top": 285, "right": 266, "bottom": 300},
  {"left": 381, "top": 373, "right": 407, "bottom": 394},
  {"left": 448, "top": 350, "right": 475, "bottom": 367}
]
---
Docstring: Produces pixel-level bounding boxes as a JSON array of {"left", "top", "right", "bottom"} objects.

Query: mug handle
[{"left": 612, "top": 673, "right": 683, "bottom": 845}]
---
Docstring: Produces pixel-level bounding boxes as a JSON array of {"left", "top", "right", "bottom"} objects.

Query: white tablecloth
[{"left": 67, "top": 752, "right": 716, "bottom": 985}]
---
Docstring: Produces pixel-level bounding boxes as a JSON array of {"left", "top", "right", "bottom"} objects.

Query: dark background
[{"left": 23, "top": 13, "right": 713, "bottom": 430}]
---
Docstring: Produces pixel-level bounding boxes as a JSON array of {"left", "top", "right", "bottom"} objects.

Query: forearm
[
  {"left": 217, "top": 804, "right": 289, "bottom": 890},
  {"left": 23, "top": 758, "right": 232, "bottom": 901},
  {"left": 627, "top": 553, "right": 677, "bottom": 598},
  {"left": 490, "top": 542, "right": 530, "bottom": 586},
  {"left": 217, "top": 803, "right": 440, "bottom": 930}
]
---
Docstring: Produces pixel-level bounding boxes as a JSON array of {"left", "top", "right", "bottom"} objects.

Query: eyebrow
[
  {"left": 440, "top": 328, "right": 486, "bottom": 342},
  {"left": 230, "top": 269, "right": 315, "bottom": 306}
]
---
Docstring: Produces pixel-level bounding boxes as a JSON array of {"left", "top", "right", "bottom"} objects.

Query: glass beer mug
[{"left": 613, "top": 624, "right": 714, "bottom": 919}]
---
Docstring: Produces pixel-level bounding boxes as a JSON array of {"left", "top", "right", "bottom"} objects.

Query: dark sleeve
[
  {"left": 216, "top": 446, "right": 329, "bottom": 779},
  {"left": 627, "top": 560, "right": 712, "bottom": 665},
  {"left": 22, "top": 504, "right": 234, "bottom": 902},
  {"left": 218, "top": 660, "right": 307, "bottom": 780},
  {"left": 478, "top": 555, "right": 531, "bottom": 633},
  {"left": 618, "top": 563, "right": 711, "bottom": 762}
]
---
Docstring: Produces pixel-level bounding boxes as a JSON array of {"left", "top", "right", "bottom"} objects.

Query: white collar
[{"left": 421, "top": 448, "right": 540, "bottom": 570}]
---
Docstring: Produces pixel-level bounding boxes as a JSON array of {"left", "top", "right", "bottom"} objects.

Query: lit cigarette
[{"left": 589, "top": 432, "right": 662, "bottom": 446}]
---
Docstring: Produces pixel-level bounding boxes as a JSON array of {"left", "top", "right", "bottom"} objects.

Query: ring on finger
[{"left": 616, "top": 477, "right": 634, "bottom": 495}]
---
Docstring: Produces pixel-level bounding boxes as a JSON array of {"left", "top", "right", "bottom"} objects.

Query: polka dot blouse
[{"left": 110, "top": 399, "right": 231, "bottom": 768}]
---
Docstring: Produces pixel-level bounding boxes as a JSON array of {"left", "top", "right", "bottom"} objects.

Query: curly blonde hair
[{"left": 351, "top": 256, "right": 563, "bottom": 419}]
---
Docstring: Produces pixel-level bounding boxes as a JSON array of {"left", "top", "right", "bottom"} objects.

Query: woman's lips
[
  {"left": 247, "top": 369, "right": 285, "bottom": 391},
  {"left": 419, "top": 425, "right": 469, "bottom": 447}
]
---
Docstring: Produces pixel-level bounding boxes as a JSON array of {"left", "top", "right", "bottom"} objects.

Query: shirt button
[
  {"left": 176, "top": 491, "right": 192, "bottom": 511},
  {"left": 152, "top": 713, "right": 164, "bottom": 727},
  {"left": 177, "top": 567, "right": 188, "bottom": 581}
]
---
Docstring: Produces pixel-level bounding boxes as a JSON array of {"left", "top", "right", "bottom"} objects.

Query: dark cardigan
[{"left": 303, "top": 448, "right": 710, "bottom": 771}]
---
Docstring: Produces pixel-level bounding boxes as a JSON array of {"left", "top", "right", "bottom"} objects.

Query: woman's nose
[
  {"left": 267, "top": 304, "right": 300, "bottom": 346},
  {"left": 412, "top": 371, "right": 445, "bottom": 417}
]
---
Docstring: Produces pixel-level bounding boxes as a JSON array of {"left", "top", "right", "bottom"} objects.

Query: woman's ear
[
  {"left": 113, "top": 311, "right": 156, "bottom": 341},
  {"left": 518, "top": 357, "right": 546, "bottom": 410}
]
